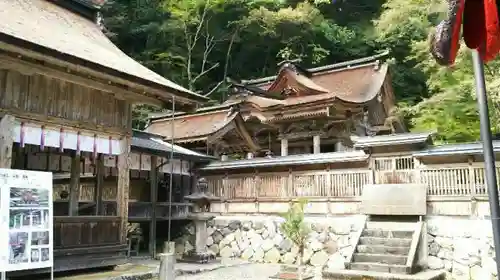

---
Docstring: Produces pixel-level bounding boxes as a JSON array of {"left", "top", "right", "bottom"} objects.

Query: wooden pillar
[
  {"left": 13, "top": 144, "right": 26, "bottom": 169},
  {"left": 0, "top": 115, "right": 15, "bottom": 168},
  {"left": 149, "top": 155, "right": 158, "bottom": 257},
  {"left": 281, "top": 138, "right": 288, "bottom": 156},
  {"left": 94, "top": 154, "right": 105, "bottom": 215},
  {"left": 313, "top": 135, "right": 321, "bottom": 154},
  {"left": 117, "top": 138, "right": 131, "bottom": 243},
  {"left": 68, "top": 151, "right": 81, "bottom": 216}
]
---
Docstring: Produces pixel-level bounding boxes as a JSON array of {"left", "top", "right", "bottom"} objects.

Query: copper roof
[
  {"left": 253, "top": 62, "right": 387, "bottom": 107},
  {"left": 147, "top": 52, "right": 394, "bottom": 139},
  {"left": 145, "top": 110, "right": 238, "bottom": 142},
  {"left": 0, "top": 0, "right": 208, "bottom": 105}
]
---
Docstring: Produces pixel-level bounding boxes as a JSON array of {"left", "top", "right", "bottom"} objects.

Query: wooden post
[
  {"left": 13, "top": 143, "right": 25, "bottom": 169},
  {"left": 68, "top": 151, "right": 81, "bottom": 216},
  {"left": 94, "top": 154, "right": 105, "bottom": 215},
  {"left": 117, "top": 137, "right": 131, "bottom": 243},
  {"left": 0, "top": 115, "right": 15, "bottom": 168},
  {"left": 468, "top": 156, "right": 476, "bottom": 196},
  {"left": 313, "top": 135, "right": 321, "bottom": 154},
  {"left": 281, "top": 138, "right": 288, "bottom": 156},
  {"left": 149, "top": 155, "right": 158, "bottom": 258}
]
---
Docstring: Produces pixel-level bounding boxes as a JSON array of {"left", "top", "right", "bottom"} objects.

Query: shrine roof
[
  {"left": 352, "top": 132, "right": 434, "bottom": 149},
  {"left": 0, "top": 0, "right": 208, "bottom": 108},
  {"left": 145, "top": 109, "right": 239, "bottom": 142},
  {"left": 242, "top": 51, "right": 390, "bottom": 86},
  {"left": 240, "top": 51, "right": 390, "bottom": 105},
  {"left": 131, "top": 130, "right": 215, "bottom": 162},
  {"left": 199, "top": 150, "right": 369, "bottom": 171},
  {"left": 413, "top": 141, "right": 500, "bottom": 157},
  {"left": 146, "top": 51, "right": 394, "bottom": 139}
]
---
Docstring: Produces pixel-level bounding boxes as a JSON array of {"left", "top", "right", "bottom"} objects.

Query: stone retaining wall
[
  {"left": 427, "top": 217, "right": 497, "bottom": 280},
  {"left": 175, "top": 215, "right": 499, "bottom": 280},
  {"left": 174, "top": 215, "right": 364, "bottom": 270}
]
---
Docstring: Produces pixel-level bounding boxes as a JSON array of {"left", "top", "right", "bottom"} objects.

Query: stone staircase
[
  {"left": 349, "top": 223, "right": 415, "bottom": 274},
  {"left": 323, "top": 219, "right": 446, "bottom": 280}
]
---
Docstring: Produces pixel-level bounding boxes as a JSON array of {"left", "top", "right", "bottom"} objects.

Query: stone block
[{"left": 360, "top": 184, "right": 426, "bottom": 215}]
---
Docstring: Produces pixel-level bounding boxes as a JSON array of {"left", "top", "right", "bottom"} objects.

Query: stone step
[
  {"left": 323, "top": 269, "right": 446, "bottom": 280},
  {"left": 353, "top": 253, "right": 407, "bottom": 265},
  {"left": 356, "top": 244, "right": 410, "bottom": 255},
  {"left": 365, "top": 221, "right": 418, "bottom": 232},
  {"left": 363, "top": 229, "right": 414, "bottom": 239},
  {"left": 359, "top": 237, "right": 412, "bottom": 247},
  {"left": 350, "top": 262, "right": 409, "bottom": 274}
]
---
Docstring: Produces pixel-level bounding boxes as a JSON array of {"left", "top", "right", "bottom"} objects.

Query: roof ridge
[
  {"left": 242, "top": 50, "right": 390, "bottom": 85},
  {"left": 148, "top": 107, "right": 234, "bottom": 123}
]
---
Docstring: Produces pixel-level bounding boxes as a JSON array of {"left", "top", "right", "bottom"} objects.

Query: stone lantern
[{"left": 182, "top": 177, "right": 220, "bottom": 263}]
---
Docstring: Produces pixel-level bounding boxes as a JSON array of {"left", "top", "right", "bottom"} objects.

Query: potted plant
[{"left": 271, "top": 198, "right": 313, "bottom": 280}]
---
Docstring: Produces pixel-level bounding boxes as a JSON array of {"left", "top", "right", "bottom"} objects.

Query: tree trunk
[{"left": 298, "top": 246, "right": 303, "bottom": 280}]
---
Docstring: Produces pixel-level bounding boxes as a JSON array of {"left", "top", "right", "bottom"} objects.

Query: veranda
[{"left": 203, "top": 133, "right": 497, "bottom": 218}]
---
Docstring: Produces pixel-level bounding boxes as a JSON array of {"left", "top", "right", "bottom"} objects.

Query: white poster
[{"left": 0, "top": 168, "right": 53, "bottom": 272}]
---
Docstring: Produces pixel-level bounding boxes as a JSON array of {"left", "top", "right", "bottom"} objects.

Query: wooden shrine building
[
  {"left": 0, "top": 0, "right": 207, "bottom": 273},
  {"left": 127, "top": 130, "right": 214, "bottom": 257},
  {"left": 145, "top": 51, "right": 404, "bottom": 158}
]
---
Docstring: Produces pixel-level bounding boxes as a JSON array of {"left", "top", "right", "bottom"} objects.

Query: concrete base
[
  {"left": 179, "top": 250, "right": 218, "bottom": 264},
  {"left": 323, "top": 269, "right": 446, "bottom": 280}
]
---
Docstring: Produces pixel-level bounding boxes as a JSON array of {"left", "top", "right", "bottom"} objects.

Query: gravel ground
[
  {"left": 175, "top": 263, "right": 323, "bottom": 280},
  {"left": 175, "top": 263, "right": 281, "bottom": 280}
]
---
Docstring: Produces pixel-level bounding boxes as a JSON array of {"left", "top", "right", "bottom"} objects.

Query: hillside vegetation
[{"left": 102, "top": 0, "right": 500, "bottom": 143}]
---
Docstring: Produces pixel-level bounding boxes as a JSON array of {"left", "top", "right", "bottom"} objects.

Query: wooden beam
[
  {"left": 0, "top": 115, "right": 15, "bottom": 168},
  {"left": 0, "top": 54, "right": 163, "bottom": 107},
  {"left": 149, "top": 155, "right": 158, "bottom": 258},
  {"left": 68, "top": 151, "right": 81, "bottom": 216},
  {"left": 279, "top": 130, "right": 326, "bottom": 140},
  {"left": 234, "top": 116, "right": 261, "bottom": 152},
  {"left": 94, "top": 154, "right": 105, "bottom": 215},
  {"left": 207, "top": 122, "right": 235, "bottom": 144},
  {"left": 117, "top": 138, "right": 131, "bottom": 243},
  {"left": 0, "top": 46, "right": 200, "bottom": 109}
]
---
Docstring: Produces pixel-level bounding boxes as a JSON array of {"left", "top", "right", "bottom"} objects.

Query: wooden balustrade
[
  {"left": 54, "top": 216, "right": 121, "bottom": 249},
  {"left": 205, "top": 163, "right": 500, "bottom": 199}
]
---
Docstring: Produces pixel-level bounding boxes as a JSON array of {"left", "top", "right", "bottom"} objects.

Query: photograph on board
[
  {"left": 31, "top": 231, "right": 50, "bottom": 246},
  {"left": 10, "top": 187, "right": 49, "bottom": 208},
  {"left": 9, "top": 210, "right": 31, "bottom": 229},
  {"left": 31, "top": 248, "right": 40, "bottom": 262},
  {"left": 31, "top": 209, "right": 50, "bottom": 228},
  {"left": 9, "top": 209, "right": 49, "bottom": 229},
  {"left": 41, "top": 248, "right": 50, "bottom": 262},
  {"left": 9, "top": 232, "right": 29, "bottom": 264}
]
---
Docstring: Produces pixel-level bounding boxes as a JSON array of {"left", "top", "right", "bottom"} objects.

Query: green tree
[{"left": 279, "top": 199, "right": 310, "bottom": 280}]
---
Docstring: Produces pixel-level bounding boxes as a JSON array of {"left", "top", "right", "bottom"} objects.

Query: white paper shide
[{"left": 0, "top": 168, "right": 53, "bottom": 272}]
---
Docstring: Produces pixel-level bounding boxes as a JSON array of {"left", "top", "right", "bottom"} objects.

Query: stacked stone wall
[
  {"left": 175, "top": 215, "right": 499, "bottom": 279},
  {"left": 174, "top": 215, "right": 364, "bottom": 270},
  {"left": 427, "top": 217, "right": 497, "bottom": 280}
]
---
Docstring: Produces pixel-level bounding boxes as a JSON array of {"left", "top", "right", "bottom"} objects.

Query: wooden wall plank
[{"left": 0, "top": 69, "right": 131, "bottom": 134}]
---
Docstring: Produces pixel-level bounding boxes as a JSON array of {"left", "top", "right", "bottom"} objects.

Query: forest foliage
[{"left": 102, "top": 0, "right": 500, "bottom": 143}]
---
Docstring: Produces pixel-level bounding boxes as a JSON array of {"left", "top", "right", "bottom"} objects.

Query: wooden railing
[
  {"left": 157, "top": 202, "right": 192, "bottom": 219},
  {"left": 207, "top": 169, "right": 372, "bottom": 199},
  {"left": 54, "top": 216, "right": 121, "bottom": 249},
  {"left": 206, "top": 163, "right": 500, "bottom": 199},
  {"left": 128, "top": 202, "right": 193, "bottom": 220}
]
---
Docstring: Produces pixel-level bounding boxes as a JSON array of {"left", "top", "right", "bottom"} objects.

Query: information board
[{"left": 0, "top": 168, "right": 53, "bottom": 272}]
